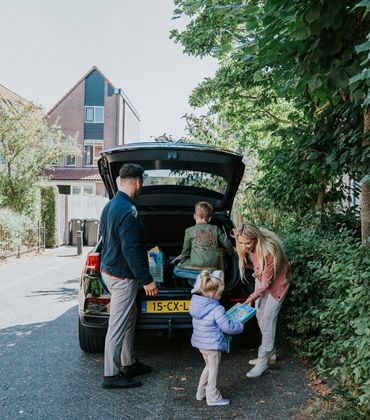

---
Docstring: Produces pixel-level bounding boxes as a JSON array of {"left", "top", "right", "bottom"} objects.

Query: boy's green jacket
[{"left": 179, "top": 223, "right": 234, "bottom": 269}]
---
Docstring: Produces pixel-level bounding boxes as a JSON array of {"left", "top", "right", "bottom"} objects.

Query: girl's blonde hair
[
  {"left": 232, "top": 223, "right": 289, "bottom": 282},
  {"left": 199, "top": 270, "right": 224, "bottom": 296}
]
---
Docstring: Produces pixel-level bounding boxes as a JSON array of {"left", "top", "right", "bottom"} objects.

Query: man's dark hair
[{"left": 119, "top": 163, "right": 145, "bottom": 179}]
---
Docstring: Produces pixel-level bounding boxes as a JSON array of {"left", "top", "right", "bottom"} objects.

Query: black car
[{"left": 78, "top": 142, "right": 255, "bottom": 352}]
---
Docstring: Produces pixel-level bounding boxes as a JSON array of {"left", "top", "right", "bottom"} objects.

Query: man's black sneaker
[
  {"left": 102, "top": 373, "right": 142, "bottom": 389},
  {"left": 122, "top": 360, "right": 152, "bottom": 377}
]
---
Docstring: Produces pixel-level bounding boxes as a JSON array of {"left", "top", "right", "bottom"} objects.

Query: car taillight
[
  {"left": 85, "top": 252, "right": 100, "bottom": 275},
  {"left": 85, "top": 297, "right": 110, "bottom": 315}
]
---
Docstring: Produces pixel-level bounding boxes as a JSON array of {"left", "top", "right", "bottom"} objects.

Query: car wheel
[{"left": 78, "top": 318, "right": 105, "bottom": 353}]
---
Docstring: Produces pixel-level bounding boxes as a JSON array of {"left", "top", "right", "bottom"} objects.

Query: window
[
  {"left": 95, "top": 107, "right": 104, "bottom": 122},
  {"left": 85, "top": 107, "right": 94, "bottom": 122},
  {"left": 71, "top": 185, "right": 95, "bottom": 195},
  {"left": 65, "top": 154, "right": 76, "bottom": 166},
  {"left": 84, "top": 141, "right": 103, "bottom": 166},
  {"left": 142, "top": 169, "right": 228, "bottom": 194},
  {"left": 85, "top": 106, "right": 104, "bottom": 123}
]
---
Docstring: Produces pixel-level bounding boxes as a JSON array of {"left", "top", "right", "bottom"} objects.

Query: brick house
[
  {"left": 45, "top": 66, "right": 140, "bottom": 196},
  {"left": 0, "top": 83, "right": 29, "bottom": 107}
]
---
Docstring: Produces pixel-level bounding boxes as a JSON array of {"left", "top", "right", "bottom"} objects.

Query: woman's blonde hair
[
  {"left": 199, "top": 270, "right": 224, "bottom": 296},
  {"left": 232, "top": 223, "right": 289, "bottom": 282}
]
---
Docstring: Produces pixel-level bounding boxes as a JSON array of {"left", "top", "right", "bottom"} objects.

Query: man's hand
[{"left": 143, "top": 281, "right": 158, "bottom": 296}]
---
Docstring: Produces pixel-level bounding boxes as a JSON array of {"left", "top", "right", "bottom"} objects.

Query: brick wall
[{"left": 47, "top": 81, "right": 84, "bottom": 167}]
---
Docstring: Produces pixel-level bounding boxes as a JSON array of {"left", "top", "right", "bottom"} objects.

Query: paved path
[{"left": 0, "top": 248, "right": 314, "bottom": 419}]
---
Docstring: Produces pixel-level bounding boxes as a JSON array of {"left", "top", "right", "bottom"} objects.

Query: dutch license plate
[{"left": 141, "top": 300, "right": 190, "bottom": 313}]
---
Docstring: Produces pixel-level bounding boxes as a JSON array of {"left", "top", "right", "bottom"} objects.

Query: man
[{"left": 99, "top": 163, "right": 158, "bottom": 389}]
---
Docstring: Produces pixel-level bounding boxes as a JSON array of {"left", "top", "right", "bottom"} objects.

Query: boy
[{"left": 174, "top": 201, "right": 234, "bottom": 283}]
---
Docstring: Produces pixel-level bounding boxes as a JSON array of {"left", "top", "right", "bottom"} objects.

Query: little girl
[{"left": 189, "top": 270, "right": 244, "bottom": 406}]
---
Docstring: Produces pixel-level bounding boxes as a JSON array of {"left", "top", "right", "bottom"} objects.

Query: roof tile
[{"left": 43, "top": 168, "right": 101, "bottom": 181}]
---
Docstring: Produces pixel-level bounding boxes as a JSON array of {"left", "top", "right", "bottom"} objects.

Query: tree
[
  {"left": 351, "top": 0, "right": 370, "bottom": 242},
  {"left": 172, "top": 0, "right": 370, "bottom": 241},
  {"left": 0, "top": 100, "right": 77, "bottom": 215}
]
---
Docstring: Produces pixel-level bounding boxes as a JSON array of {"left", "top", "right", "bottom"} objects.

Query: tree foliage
[
  {"left": 172, "top": 0, "right": 370, "bottom": 235},
  {"left": 0, "top": 100, "right": 77, "bottom": 215},
  {"left": 171, "top": 1, "right": 370, "bottom": 412},
  {"left": 172, "top": 0, "right": 369, "bottom": 104}
]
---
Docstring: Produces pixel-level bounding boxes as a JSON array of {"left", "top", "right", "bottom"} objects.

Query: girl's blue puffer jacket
[{"left": 189, "top": 294, "right": 244, "bottom": 352}]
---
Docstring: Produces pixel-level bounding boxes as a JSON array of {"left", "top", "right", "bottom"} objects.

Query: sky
[{"left": 0, "top": 0, "right": 217, "bottom": 139}]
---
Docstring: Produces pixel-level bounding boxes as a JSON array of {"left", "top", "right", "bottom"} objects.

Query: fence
[
  {"left": 57, "top": 195, "right": 108, "bottom": 245},
  {"left": 0, "top": 221, "right": 45, "bottom": 259}
]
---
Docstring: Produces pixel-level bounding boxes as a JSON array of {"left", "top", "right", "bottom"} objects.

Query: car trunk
[
  {"left": 97, "top": 142, "right": 246, "bottom": 292},
  {"left": 141, "top": 209, "right": 240, "bottom": 291}
]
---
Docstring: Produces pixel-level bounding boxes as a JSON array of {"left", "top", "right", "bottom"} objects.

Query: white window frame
[
  {"left": 84, "top": 140, "right": 103, "bottom": 167},
  {"left": 85, "top": 106, "right": 104, "bottom": 123},
  {"left": 65, "top": 154, "right": 76, "bottom": 167},
  {"left": 71, "top": 184, "right": 96, "bottom": 195}
]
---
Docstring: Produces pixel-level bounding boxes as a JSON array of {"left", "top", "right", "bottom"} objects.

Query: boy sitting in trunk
[{"left": 174, "top": 201, "right": 234, "bottom": 286}]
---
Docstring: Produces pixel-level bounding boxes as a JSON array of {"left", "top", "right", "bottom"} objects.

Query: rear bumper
[
  {"left": 136, "top": 312, "right": 192, "bottom": 330},
  {"left": 79, "top": 285, "right": 251, "bottom": 337},
  {"left": 79, "top": 313, "right": 109, "bottom": 337},
  {"left": 79, "top": 289, "right": 194, "bottom": 336},
  {"left": 79, "top": 310, "right": 192, "bottom": 337}
]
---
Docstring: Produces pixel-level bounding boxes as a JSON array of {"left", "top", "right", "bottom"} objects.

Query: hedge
[
  {"left": 40, "top": 186, "right": 58, "bottom": 248},
  {"left": 0, "top": 208, "right": 35, "bottom": 252},
  {"left": 280, "top": 227, "right": 370, "bottom": 415}
]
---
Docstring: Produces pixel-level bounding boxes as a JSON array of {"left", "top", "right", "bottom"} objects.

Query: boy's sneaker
[
  {"left": 102, "top": 373, "right": 142, "bottom": 389},
  {"left": 122, "top": 360, "right": 152, "bottom": 377},
  {"left": 207, "top": 398, "right": 230, "bottom": 406},
  {"left": 196, "top": 393, "right": 205, "bottom": 401}
]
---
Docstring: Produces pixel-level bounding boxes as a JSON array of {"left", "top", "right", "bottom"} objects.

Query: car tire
[{"left": 78, "top": 318, "right": 105, "bottom": 353}]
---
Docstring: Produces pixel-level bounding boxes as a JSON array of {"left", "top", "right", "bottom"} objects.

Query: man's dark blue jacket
[{"left": 99, "top": 191, "right": 153, "bottom": 286}]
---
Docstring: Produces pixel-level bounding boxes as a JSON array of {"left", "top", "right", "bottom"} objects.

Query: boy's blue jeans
[{"left": 173, "top": 266, "right": 201, "bottom": 286}]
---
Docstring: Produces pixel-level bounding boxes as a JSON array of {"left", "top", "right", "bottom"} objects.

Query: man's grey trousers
[{"left": 101, "top": 272, "right": 138, "bottom": 377}]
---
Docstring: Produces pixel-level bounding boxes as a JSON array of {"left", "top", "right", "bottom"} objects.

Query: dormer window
[{"left": 85, "top": 106, "right": 104, "bottom": 123}]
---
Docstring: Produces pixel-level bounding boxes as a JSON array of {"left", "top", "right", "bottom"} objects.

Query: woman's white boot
[
  {"left": 246, "top": 351, "right": 269, "bottom": 378},
  {"left": 248, "top": 351, "right": 277, "bottom": 366}
]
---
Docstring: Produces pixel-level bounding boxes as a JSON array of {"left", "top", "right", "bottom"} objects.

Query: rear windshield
[{"left": 142, "top": 169, "right": 228, "bottom": 194}]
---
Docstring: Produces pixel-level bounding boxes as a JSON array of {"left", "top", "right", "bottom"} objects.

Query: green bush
[
  {"left": 280, "top": 226, "right": 370, "bottom": 415},
  {"left": 0, "top": 208, "right": 35, "bottom": 251},
  {"left": 40, "top": 186, "right": 58, "bottom": 248}
]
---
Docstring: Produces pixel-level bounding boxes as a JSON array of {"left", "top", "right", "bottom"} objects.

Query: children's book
[{"left": 224, "top": 303, "right": 256, "bottom": 353}]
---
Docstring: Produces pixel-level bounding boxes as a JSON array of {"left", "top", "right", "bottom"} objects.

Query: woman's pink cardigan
[{"left": 247, "top": 252, "right": 289, "bottom": 302}]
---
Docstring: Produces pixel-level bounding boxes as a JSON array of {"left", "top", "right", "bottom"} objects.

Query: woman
[{"left": 233, "top": 223, "right": 290, "bottom": 378}]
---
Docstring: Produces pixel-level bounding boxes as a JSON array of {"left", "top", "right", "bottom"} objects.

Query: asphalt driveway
[{"left": 0, "top": 247, "right": 314, "bottom": 419}]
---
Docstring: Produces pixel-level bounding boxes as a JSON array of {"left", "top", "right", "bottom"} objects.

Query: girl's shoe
[
  {"left": 248, "top": 352, "right": 277, "bottom": 366},
  {"left": 207, "top": 398, "right": 230, "bottom": 406}
]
